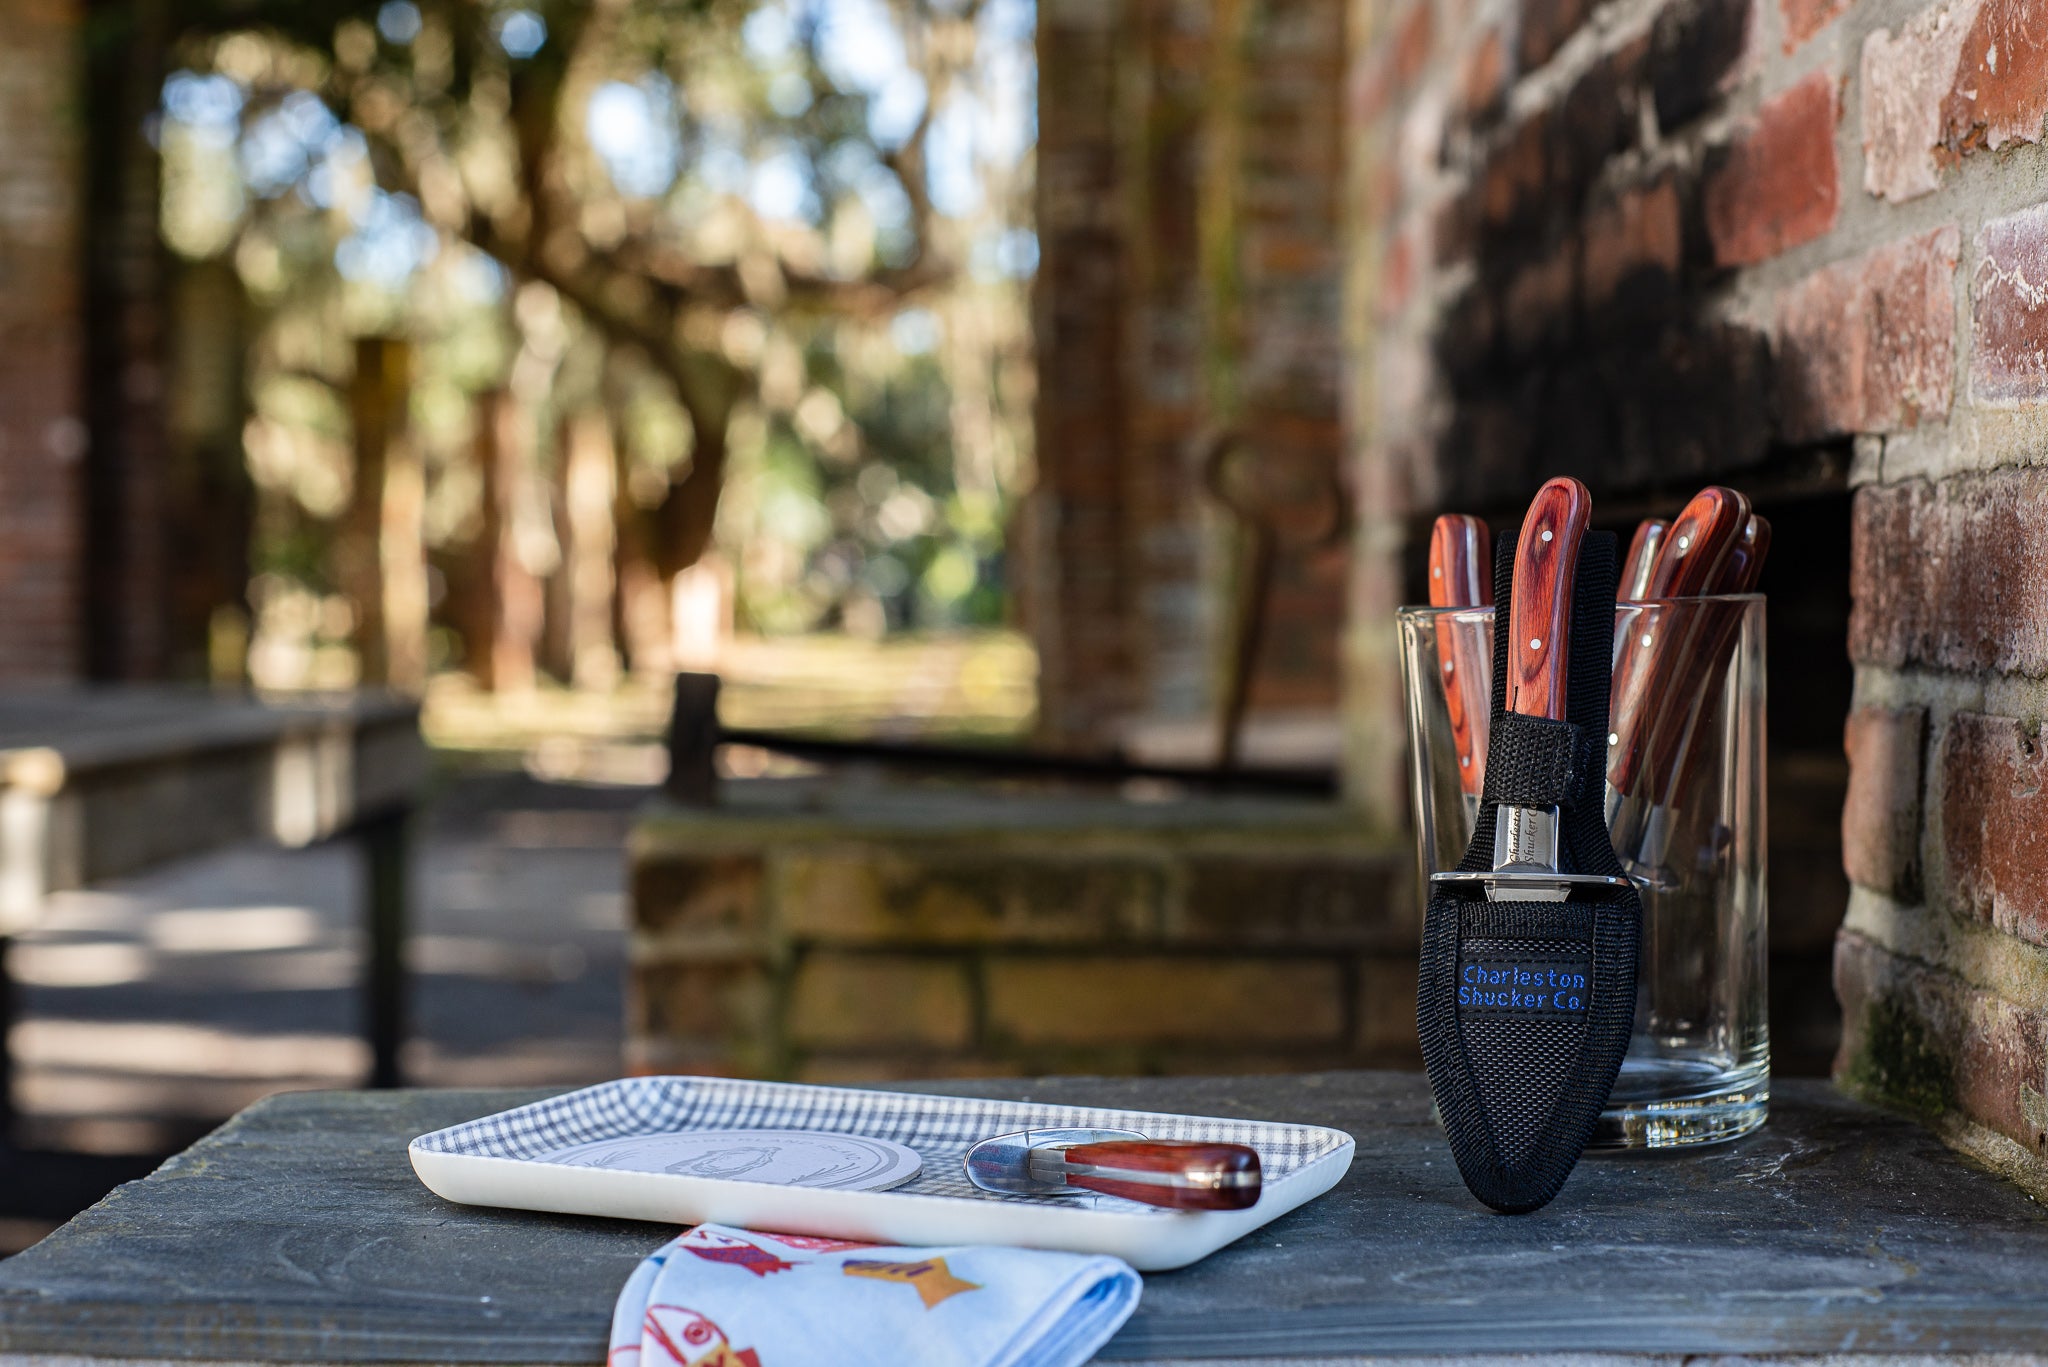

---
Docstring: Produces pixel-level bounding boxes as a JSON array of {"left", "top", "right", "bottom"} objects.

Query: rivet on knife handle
[{"left": 1506, "top": 477, "right": 1592, "bottom": 722}]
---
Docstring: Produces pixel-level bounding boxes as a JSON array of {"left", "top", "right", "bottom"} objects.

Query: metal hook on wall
[{"left": 1200, "top": 430, "right": 1352, "bottom": 771}]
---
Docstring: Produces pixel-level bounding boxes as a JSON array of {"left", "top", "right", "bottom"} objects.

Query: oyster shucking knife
[{"left": 964, "top": 1129, "right": 1261, "bottom": 1211}]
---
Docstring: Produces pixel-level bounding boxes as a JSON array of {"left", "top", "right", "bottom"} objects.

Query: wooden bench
[
  {"left": 3, "top": 1071, "right": 2045, "bottom": 1363},
  {"left": 0, "top": 688, "right": 426, "bottom": 1220}
]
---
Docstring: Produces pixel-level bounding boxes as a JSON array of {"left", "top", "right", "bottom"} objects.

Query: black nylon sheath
[{"left": 1416, "top": 527, "right": 1641, "bottom": 1214}]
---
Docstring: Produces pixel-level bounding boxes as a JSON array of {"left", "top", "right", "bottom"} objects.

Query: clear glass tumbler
[{"left": 1397, "top": 596, "right": 1768, "bottom": 1148}]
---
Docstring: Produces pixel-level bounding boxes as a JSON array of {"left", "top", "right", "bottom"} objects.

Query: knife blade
[
  {"left": 1429, "top": 514, "right": 1493, "bottom": 825},
  {"left": 963, "top": 1127, "right": 1262, "bottom": 1211}
]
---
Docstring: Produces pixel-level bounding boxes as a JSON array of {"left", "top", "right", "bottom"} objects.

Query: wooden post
[
  {"left": 665, "top": 672, "right": 721, "bottom": 806},
  {"left": 564, "top": 410, "right": 620, "bottom": 692},
  {"left": 342, "top": 337, "right": 422, "bottom": 689},
  {"left": 466, "top": 387, "right": 542, "bottom": 692},
  {"left": 354, "top": 805, "right": 410, "bottom": 1089}
]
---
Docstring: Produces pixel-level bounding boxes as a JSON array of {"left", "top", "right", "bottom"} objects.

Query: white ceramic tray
[{"left": 410, "top": 1076, "right": 1355, "bottom": 1271}]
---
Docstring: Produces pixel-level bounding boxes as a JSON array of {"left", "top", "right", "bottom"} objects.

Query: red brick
[
  {"left": 1376, "top": 224, "right": 1418, "bottom": 321},
  {"left": 1704, "top": 70, "right": 1841, "bottom": 267},
  {"left": 631, "top": 854, "right": 764, "bottom": 938},
  {"left": 1836, "top": 930, "right": 2048, "bottom": 1153},
  {"left": 1173, "top": 852, "right": 1412, "bottom": 950},
  {"left": 1940, "top": 712, "right": 2048, "bottom": 946},
  {"left": 1862, "top": 0, "right": 2046, "bottom": 204},
  {"left": 1458, "top": 29, "right": 1510, "bottom": 126},
  {"left": 984, "top": 957, "right": 1344, "bottom": 1046},
  {"left": 1549, "top": 43, "right": 1644, "bottom": 201},
  {"left": 1971, "top": 200, "right": 2048, "bottom": 404},
  {"left": 1388, "top": 1, "right": 1434, "bottom": 92},
  {"left": 787, "top": 954, "right": 973, "bottom": 1051},
  {"left": 1482, "top": 112, "right": 1550, "bottom": 230},
  {"left": 1938, "top": 0, "right": 2048, "bottom": 159},
  {"left": 1842, "top": 705, "right": 1927, "bottom": 900},
  {"left": 1648, "top": 0, "right": 1754, "bottom": 130},
  {"left": 1356, "top": 956, "right": 1422, "bottom": 1062},
  {"left": 1518, "top": 0, "right": 1591, "bottom": 71},
  {"left": 1775, "top": 226, "right": 1958, "bottom": 441},
  {"left": 1781, "top": 0, "right": 1850, "bottom": 52},
  {"left": 1580, "top": 176, "right": 1682, "bottom": 314},
  {"left": 1354, "top": 1, "right": 1434, "bottom": 121},
  {"left": 0, "top": 0, "right": 83, "bottom": 681},
  {"left": 1860, "top": 1, "right": 1974, "bottom": 203},
  {"left": 1849, "top": 475, "right": 2048, "bottom": 674}
]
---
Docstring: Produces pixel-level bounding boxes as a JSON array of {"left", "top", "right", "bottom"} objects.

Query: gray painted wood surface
[{"left": 3, "top": 1073, "right": 2047, "bottom": 1362}]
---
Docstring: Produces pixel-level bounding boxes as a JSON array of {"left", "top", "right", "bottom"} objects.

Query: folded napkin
[{"left": 608, "top": 1224, "right": 1142, "bottom": 1367}]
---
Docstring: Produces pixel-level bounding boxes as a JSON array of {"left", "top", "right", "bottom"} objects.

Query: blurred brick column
[
  {"left": 1027, "top": 0, "right": 1132, "bottom": 751},
  {"left": 0, "top": 0, "right": 85, "bottom": 680},
  {"left": 1027, "top": 0, "right": 1352, "bottom": 762},
  {"left": 81, "top": 0, "right": 170, "bottom": 680},
  {"left": 1214, "top": 0, "right": 1351, "bottom": 750}
]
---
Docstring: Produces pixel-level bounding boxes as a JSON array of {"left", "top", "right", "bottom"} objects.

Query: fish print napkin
[{"left": 608, "top": 1224, "right": 1142, "bottom": 1367}]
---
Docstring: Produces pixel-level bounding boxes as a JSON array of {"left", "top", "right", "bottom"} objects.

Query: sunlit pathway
[{"left": 8, "top": 770, "right": 639, "bottom": 1158}]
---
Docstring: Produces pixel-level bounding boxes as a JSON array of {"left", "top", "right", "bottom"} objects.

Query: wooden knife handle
[
  {"left": 1621, "top": 519, "right": 1668, "bottom": 601},
  {"left": 1506, "top": 478, "right": 1592, "bottom": 721},
  {"left": 1607, "top": 486, "right": 1751, "bottom": 793},
  {"left": 1428, "top": 514, "right": 1492, "bottom": 609},
  {"left": 1641, "top": 486, "right": 1749, "bottom": 599},
  {"left": 1429, "top": 515, "right": 1492, "bottom": 797},
  {"left": 1717, "top": 512, "right": 1771, "bottom": 595},
  {"left": 1645, "top": 514, "right": 1773, "bottom": 804},
  {"left": 1061, "top": 1140, "right": 1263, "bottom": 1212}
]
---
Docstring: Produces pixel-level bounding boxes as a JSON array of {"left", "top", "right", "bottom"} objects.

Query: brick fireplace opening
[{"left": 1352, "top": 0, "right": 2048, "bottom": 1192}]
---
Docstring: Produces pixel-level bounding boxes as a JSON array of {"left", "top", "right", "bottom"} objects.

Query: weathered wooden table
[
  {"left": 0, "top": 688, "right": 426, "bottom": 1223},
  {"left": 3, "top": 1071, "right": 2046, "bottom": 1363}
]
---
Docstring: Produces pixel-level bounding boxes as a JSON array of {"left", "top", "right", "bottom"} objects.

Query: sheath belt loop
[{"left": 1480, "top": 712, "right": 1591, "bottom": 809}]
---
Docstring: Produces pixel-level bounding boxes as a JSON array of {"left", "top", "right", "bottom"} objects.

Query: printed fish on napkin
[{"left": 609, "top": 1224, "right": 1142, "bottom": 1367}]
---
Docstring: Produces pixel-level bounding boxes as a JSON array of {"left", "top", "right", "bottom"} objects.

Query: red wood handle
[
  {"left": 1716, "top": 512, "right": 1771, "bottom": 595},
  {"left": 1641, "top": 486, "right": 1749, "bottom": 598},
  {"left": 1644, "top": 514, "right": 1773, "bottom": 804},
  {"left": 1606, "top": 486, "right": 1751, "bottom": 794},
  {"left": 1429, "top": 515, "right": 1492, "bottom": 797},
  {"left": 1061, "top": 1140, "right": 1262, "bottom": 1212},
  {"left": 1506, "top": 478, "right": 1592, "bottom": 721},
  {"left": 1428, "top": 514, "right": 1492, "bottom": 609},
  {"left": 1621, "top": 519, "right": 1668, "bottom": 601}
]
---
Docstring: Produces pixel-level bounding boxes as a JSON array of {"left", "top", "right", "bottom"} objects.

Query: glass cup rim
[{"left": 1397, "top": 592, "right": 1764, "bottom": 620}]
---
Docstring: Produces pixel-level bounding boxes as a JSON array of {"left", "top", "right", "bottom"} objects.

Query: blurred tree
[{"left": 150, "top": 0, "right": 1035, "bottom": 687}]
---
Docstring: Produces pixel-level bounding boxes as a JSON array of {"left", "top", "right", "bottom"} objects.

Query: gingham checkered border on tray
[{"left": 413, "top": 1077, "right": 1350, "bottom": 1210}]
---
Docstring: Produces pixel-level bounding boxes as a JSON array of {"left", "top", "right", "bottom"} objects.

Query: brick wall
[
  {"left": 1028, "top": 0, "right": 1350, "bottom": 760},
  {"left": 627, "top": 785, "right": 1416, "bottom": 1081},
  {"left": 0, "top": 0, "right": 84, "bottom": 680},
  {"left": 1348, "top": 0, "right": 2048, "bottom": 1182}
]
